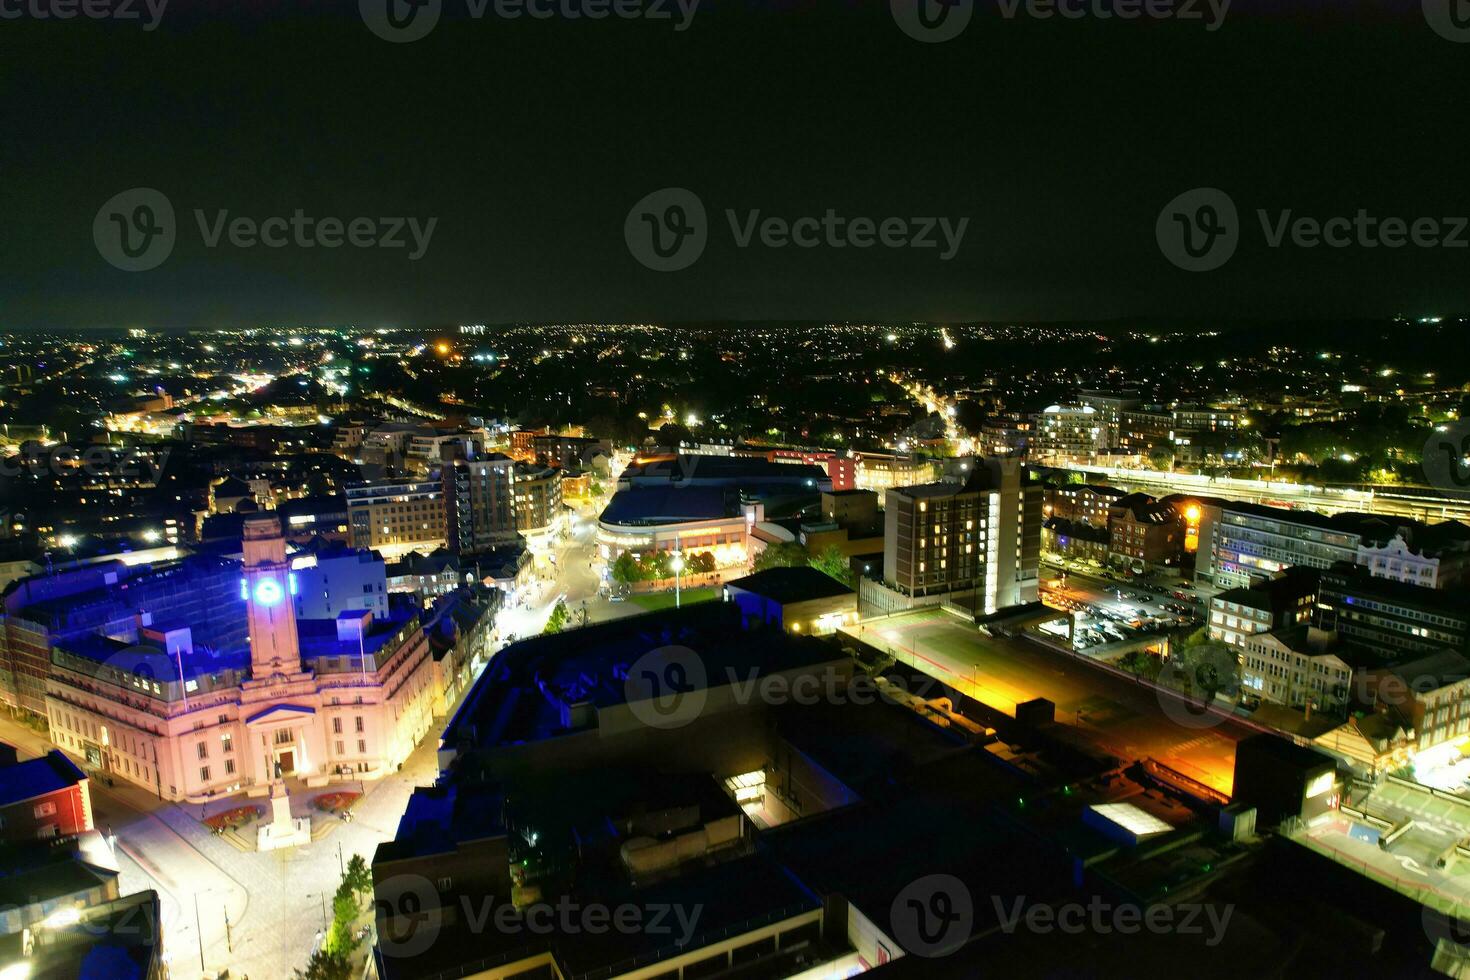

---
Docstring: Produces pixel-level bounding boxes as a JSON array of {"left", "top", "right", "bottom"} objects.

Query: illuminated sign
[{"left": 1305, "top": 771, "right": 1335, "bottom": 799}]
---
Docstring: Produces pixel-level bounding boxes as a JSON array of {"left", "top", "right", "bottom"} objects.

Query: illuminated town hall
[{"left": 31, "top": 514, "right": 438, "bottom": 802}]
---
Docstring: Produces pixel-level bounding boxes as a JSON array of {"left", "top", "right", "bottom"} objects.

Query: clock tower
[{"left": 241, "top": 514, "right": 301, "bottom": 678}]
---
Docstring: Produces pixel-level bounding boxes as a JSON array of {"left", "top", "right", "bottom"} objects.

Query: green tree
[
  {"left": 328, "top": 884, "right": 358, "bottom": 953},
  {"left": 685, "top": 551, "right": 716, "bottom": 575},
  {"left": 297, "top": 949, "right": 351, "bottom": 980},
  {"left": 753, "top": 541, "right": 808, "bottom": 572},
  {"left": 344, "top": 854, "right": 372, "bottom": 901},
  {"left": 611, "top": 552, "right": 640, "bottom": 585},
  {"left": 544, "top": 599, "right": 570, "bottom": 635},
  {"left": 809, "top": 545, "right": 854, "bottom": 587},
  {"left": 1148, "top": 446, "right": 1175, "bottom": 471}
]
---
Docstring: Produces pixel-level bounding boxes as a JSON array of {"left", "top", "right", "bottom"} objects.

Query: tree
[
  {"left": 544, "top": 599, "right": 570, "bottom": 635},
  {"left": 753, "top": 541, "right": 808, "bottom": 572},
  {"left": 1147, "top": 446, "right": 1175, "bottom": 471},
  {"left": 297, "top": 949, "right": 351, "bottom": 980},
  {"left": 685, "top": 551, "right": 716, "bottom": 575},
  {"left": 328, "top": 884, "right": 358, "bottom": 953},
  {"left": 344, "top": 854, "right": 372, "bottom": 901},
  {"left": 809, "top": 545, "right": 854, "bottom": 587},
  {"left": 611, "top": 552, "right": 640, "bottom": 585}
]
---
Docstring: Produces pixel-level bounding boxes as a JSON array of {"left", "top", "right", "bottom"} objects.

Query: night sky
[{"left": 3, "top": 0, "right": 1467, "bottom": 329}]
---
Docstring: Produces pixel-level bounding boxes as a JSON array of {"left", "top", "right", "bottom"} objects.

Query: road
[{"left": 843, "top": 607, "right": 1245, "bottom": 795}]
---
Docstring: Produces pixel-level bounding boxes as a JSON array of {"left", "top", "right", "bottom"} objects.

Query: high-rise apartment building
[
  {"left": 882, "top": 458, "right": 1041, "bottom": 613},
  {"left": 345, "top": 479, "right": 446, "bottom": 553},
  {"left": 442, "top": 455, "right": 517, "bottom": 554}
]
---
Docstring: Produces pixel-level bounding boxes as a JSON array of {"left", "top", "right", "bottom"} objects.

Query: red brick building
[{"left": 0, "top": 749, "right": 93, "bottom": 840}]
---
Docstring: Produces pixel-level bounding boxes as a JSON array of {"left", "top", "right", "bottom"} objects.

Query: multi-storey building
[
  {"left": 1313, "top": 561, "right": 1470, "bottom": 659},
  {"left": 1107, "top": 493, "right": 1183, "bottom": 571},
  {"left": 882, "top": 458, "right": 1041, "bottom": 612},
  {"left": 1355, "top": 523, "right": 1470, "bottom": 590},
  {"left": 1238, "top": 626, "right": 1357, "bottom": 714},
  {"left": 1078, "top": 391, "right": 1140, "bottom": 448},
  {"left": 1208, "top": 566, "right": 1320, "bottom": 650},
  {"left": 1369, "top": 651, "right": 1470, "bottom": 750},
  {"left": 852, "top": 453, "right": 938, "bottom": 495},
  {"left": 345, "top": 479, "right": 446, "bottom": 554},
  {"left": 531, "top": 434, "right": 610, "bottom": 471},
  {"left": 40, "top": 514, "right": 438, "bottom": 802},
  {"left": 442, "top": 455, "right": 517, "bottom": 554},
  {"left": 291, "top": 540, "right": 389, "bottom": 621},
  {"left": 1044, "top": 483, "right": 1125, "bottom": 529},
  {"left": 1209, "top": 503, "right": 1366, "bottom": 589},
  {"left": 512, "top": 463, "right": 564, "bottom": 542},
  {"left": 1119, "top": 407, "right": 1175, "bottom": 454},
  {"left": 1171, "top": 405, "right": 1244, "bottom": 435},
  {"left": 0, "top": 558, "right": 244, "bottom": 716},
  {"left": 1030, "top": 405, "right": 1105, "bottom": 461}
]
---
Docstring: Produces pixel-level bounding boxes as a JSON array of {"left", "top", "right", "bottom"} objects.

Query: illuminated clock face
[{"left": 253, "top": 578, "right": 284, "bottom": 606}]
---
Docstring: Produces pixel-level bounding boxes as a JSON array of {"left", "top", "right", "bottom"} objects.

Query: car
[{"left": 609, "top": 595, "right": 626, "bottom": 602}]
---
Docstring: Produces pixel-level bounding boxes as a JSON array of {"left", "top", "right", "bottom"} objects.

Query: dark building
[
  {"left": 531, "top": 433, "right": 610, "bottom": 471},
  {"left": 1314, "top": 561, "right": 1470, "bottom": 658},
  {"left": 1231, "top": 734, "right": 1338, "bottom": 828}
]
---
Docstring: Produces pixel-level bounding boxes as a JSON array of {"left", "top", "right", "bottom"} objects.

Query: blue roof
[
  {"left": 0, "top": 751, "right": 86, "bottom": 807},
  {"left": 599, "top": 486, "right": 731, "bottom": 526}
]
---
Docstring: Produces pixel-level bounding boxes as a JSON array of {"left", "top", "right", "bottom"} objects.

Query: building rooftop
[
  {"left": 443, "top": 603, "right": 842, "bottom": 750},
  {"left": 725, "top": 566, "right": 854, "bottom": 604},
  {"left": 1213, "top": 566, "right": 1320, "bottom": 612},
  {"left": 599, "top": 486, "right": 733, "bottom": 526},
  {"left": 0, "top": 750, "right": 87, "bottom": 808}
]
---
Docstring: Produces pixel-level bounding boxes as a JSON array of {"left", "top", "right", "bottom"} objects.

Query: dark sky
[{"left": 2, "top": 0, "right": 1467, "bottom": 329}]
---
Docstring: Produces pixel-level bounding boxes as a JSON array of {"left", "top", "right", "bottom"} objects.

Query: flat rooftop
[{"left": 726, "top": 566, "right": 854, "bottom": 604}]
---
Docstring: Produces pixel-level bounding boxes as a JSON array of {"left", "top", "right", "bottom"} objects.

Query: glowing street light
[{"left": 670, "top": 551, "right": 685, "bottom": 609}]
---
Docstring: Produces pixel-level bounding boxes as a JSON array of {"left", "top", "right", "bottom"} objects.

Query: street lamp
[{"left": 670, "top": 551, "right": 684, "bottom": 609}]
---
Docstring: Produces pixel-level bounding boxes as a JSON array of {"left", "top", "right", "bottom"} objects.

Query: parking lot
[{"left": 1039, "top": 560, "right": 1208, "bottom": 655}]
